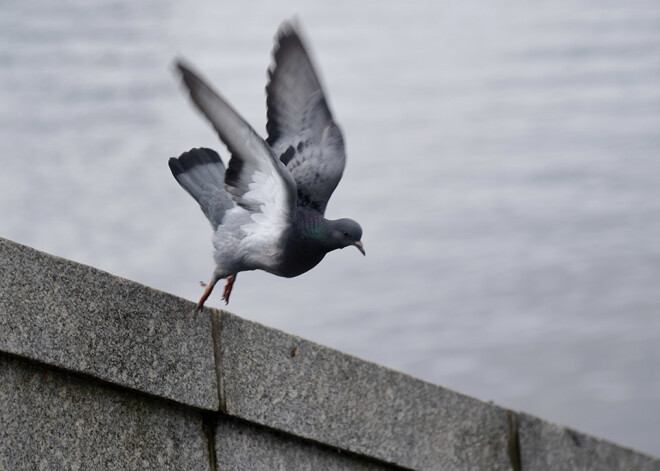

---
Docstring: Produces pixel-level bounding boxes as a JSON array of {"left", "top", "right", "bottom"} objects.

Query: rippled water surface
[{"left": 2, "top": 0, "right": 659, "bottom": 456}]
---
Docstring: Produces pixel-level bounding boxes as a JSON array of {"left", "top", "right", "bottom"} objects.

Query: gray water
[{"left": 2, "top": 0, "right": 659, "bottom": 457}]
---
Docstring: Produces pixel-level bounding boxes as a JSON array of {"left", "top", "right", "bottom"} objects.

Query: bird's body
[{"left": 169, "top": 22, "right": 364, "bottom": 308}]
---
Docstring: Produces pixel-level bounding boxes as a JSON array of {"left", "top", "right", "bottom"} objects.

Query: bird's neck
[
  {"left": 273, "top": 209, "right": 330, "bottom": 278},
  {"left": 296, "top": 209, "right": 333, "bottom": 251}
]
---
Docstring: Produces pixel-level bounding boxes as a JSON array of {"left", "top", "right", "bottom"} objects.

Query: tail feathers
[{"left": 169, "top": 148, "right": 234, "bottom": 227}]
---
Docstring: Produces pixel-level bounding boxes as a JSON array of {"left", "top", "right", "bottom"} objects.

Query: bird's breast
[{"left": 272, "top": 234, "right": 327, "bottom": 278}]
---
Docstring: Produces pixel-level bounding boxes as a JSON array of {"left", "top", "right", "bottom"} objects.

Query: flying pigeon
[{"left": 169, "top": 22, "right": 365, "bottom": 309}]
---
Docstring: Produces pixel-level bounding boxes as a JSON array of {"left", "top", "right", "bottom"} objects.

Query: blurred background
[{"left": 1, "top": 0, "right": 659, "bottom": 457}]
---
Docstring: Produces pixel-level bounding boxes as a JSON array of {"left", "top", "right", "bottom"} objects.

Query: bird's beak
[{"left": 354, "top": 241, "right": 366, "bottom": 256}]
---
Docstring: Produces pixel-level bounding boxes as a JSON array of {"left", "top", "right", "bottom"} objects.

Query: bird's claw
[
  {"left": 196, "top": 277, "right": 217, "bottom": 311},
  {"left": 222, "top": 275, "right": 236, "bottom": 305}
]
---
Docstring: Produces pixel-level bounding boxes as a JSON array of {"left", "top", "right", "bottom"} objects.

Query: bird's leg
[
  {"left": 197, "top": 276, "right": 219, "bottom": 310},
  {"left": 222, "top": 274, "right": 237, "bottom": 305}
]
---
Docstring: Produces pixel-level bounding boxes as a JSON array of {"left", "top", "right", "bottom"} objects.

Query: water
[{"left": 1, "top": 0, "right": 660, "bottom": 456}]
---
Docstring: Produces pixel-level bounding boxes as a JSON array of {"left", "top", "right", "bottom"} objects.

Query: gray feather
[
  {"left": 266, "top": 23, "right": 324, "bottom": 148},
  {"left": 177, "top": 60, "right": 297, "bottom": 214},
  {"left": 168, "top": 148, "right": 233, "bottom": 228},
  {"left": 266, "top": 22, "right": 346, "bottom": 215}
]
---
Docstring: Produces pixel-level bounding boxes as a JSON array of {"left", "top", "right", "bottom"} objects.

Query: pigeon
[{"left": 169, "top": 22, "right": 365, "bottom": 309}]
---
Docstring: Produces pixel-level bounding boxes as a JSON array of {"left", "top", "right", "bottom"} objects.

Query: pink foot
[
  {"left": 197, "top": 277, "right": 217, "bottom": 310},
  {"left": 222, "top": 275, "right": 236, "bottom": 304}
]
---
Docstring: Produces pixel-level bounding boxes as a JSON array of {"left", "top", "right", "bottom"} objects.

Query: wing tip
[
  {"left": 276, "top": 18, "right": 302, "bottom": 42},
  {"left": 169, "top": 148, "right": 223, "bottom": 178},
  {"left": 266, "top": 19, "right": 321, "bottom": 146},
  {"left": 175, "top": 59, "right": 200, "bottom": 93},
  {"left": 173, "top": 58, "right": 215, "bottom": 105},
  {"left": 168, "top": 157, "right": 185, "bottom": 177},
  {"left": 270, "top": 19, "right": 307, "bottom": 68},
  {"left": 174, "top": 58, "right": 193, "bottom": 77}
]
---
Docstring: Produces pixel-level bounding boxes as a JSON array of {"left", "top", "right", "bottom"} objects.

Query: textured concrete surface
[
  {"left": 0, "top": 355, "right": 211, "bottom": 471},
  {"left": 214, "top": 415, "right": 400, "bottom": 471},
  {"left": 2, "top": 237, "right": 658, "bottom": 470},
  {"left": 518, "top": 412, "right": 660, "bottom": 470},
  {"left": 215, "top": 311, "right": 513, "bottom": 470},
  {"left": 0, "top": 237, "right": 218, "bottom": 410}
]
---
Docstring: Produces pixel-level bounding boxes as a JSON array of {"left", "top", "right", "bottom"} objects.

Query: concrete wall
[{"left": 1, "top": 236, "right": 658, "bottom": 470}]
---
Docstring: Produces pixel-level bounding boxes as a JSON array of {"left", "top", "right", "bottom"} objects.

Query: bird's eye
[{"left": 343, "top": 232, "right": 349, "bottom": 237}]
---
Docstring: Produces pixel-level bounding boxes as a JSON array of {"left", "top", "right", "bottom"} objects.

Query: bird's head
[{"left": 330, "top": 218, "right": 365, "bottom": 255}]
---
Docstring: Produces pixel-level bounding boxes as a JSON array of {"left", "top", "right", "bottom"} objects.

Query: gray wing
[
  {"left": 168, "top": 147, "right": 234, "bottom": 229},
  {"left": 177, "top": 61, "right": 297, "bottom": 230},
  {"left": 266, "top": 22, "right": 346, "bottom": 215}
]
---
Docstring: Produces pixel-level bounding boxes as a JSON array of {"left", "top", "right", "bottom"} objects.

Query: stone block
[
  {"left": 214, "top": 415, "right": 398, "bottom": 471},
  {"left": 215, "top": 311, "right": 513, "bottom": 470},
  {"left": 0, "top": 355, "right": 211, "bottom": 471},
  {"left": 518, "top": 412, "right": 660, "bottom": 470},
  {"left": 0, "top": 237, "right": 218, "bottom": 410}
]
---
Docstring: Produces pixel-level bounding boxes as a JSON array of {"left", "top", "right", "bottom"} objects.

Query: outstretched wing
[
  {"left": 266, "top": 22, "right": 346, "bottom": 215},
  {"left": 177, "top": 61, "right": 297, "bottom": 242}
]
